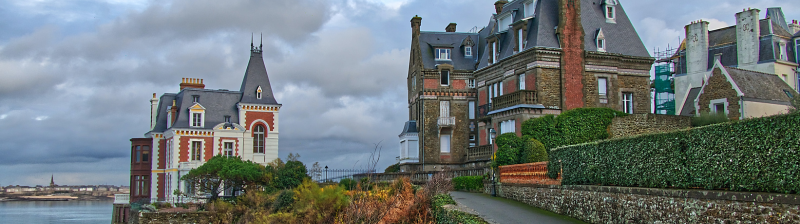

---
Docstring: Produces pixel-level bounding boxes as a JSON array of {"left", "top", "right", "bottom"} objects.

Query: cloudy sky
[{"left": 0, "top": 0, "right": 797, "bottom": 186}]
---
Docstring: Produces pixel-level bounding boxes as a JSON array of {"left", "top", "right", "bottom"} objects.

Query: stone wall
[
  {"left": 697, "top": 68, "right": 742, "bottom": 120},
  {"left": 485, "top": 183, "right": 800, "bottom": 223},
  {"left": 609, "top": 114, "right": 691, "bottom": 139},
  {"left": 137, "top": 212, "right": 216, "bottom": 224}
]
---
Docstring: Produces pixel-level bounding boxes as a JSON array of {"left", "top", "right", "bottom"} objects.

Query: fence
[
  {"left": 309, "top": 169, "right": 376, "bottom": 183},
  {"left": 498, "top": 162, "right": 560, "bottom": 185},
  {"left": 467, "top": 145, "right": 492, "bottom": 161},
  {"left": 352, "top": 167, "right": 490, "bottom": 184}
]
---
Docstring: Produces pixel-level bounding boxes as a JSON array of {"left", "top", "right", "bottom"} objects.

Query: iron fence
[{"left": 309, "top": 168, "right": 376, "bottom": 183}]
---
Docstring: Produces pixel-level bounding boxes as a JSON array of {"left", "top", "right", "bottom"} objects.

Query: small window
[
  {"left": 224, "top": 115, "right": 231, "bottom": 123},
  {"left": 499, "top": 81, "right": 503, "bottom": 96},
  {"left": 464, "top": 46, "right": 472, "bottom": 57},
  {"left": 253, "top": 125, "right": 265, "bottom": 154},
  {"left": 412, "top": 75, "right": 416, "bottom": 90},
  {"left": 468, "top": 101, "right": 475, "bottom": 119},
  {"left": 192, "top": 95, "right": 199, "bottom": 103},
  {"left": 192, "top": 113, "right": 202, "bottom": 127},
  {"left": 440, "top": 135, "right": 451, "bottom": 153},
  {"left": 142, "top": 146, "right": 150, "bottom": 162},
  {"left": 468, "top": 79, "right": 475, "bottom": 88},
  {"left": 622, "top": 92, "right": 633, "bottom": 114},
  {"left": 435, "top": 48, "right": 451, "bottom": 60},
  {"left": 714, "top": 103, "right": 725, "bottom": 114},
  {"left": 440, "top": 70, "right": 450, "bottom": 86},
  {"left": 606, "top": 7, "right": 614, "bottom": 19},
  {"left": 598, "top": 78, "right": 608, "bottom": 97},
  {"left": 256, "top": 86, "right": 263, "bottom": 99},
  {"left": 778, "top": 42, "right": 787, "bottom": 61},
  {"left": 135, "top": 146, "right": 142, "bottom": 162},
  {"left": 524, "top": 1, "right": 535, "bottom": 17},
  {"left": 491, "top": 41, "right": 498, "bottom": 64},
  {"left": 517, "top": 29, "right": 524, "bottom": 53},
  {"left": 597, "top": 39, "right": 604, "bottom": 50},
  {"left": 224, "top": 142, "right": 234, "bottom": 157},
  {"left": 191, "top": 141, "right": 202, "bottom": 161},
  {"left": 518, "top": 74, "right": 526, "bottom": 90}
]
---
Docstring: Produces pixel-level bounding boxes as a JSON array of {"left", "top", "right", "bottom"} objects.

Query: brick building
[
  {"left": 673, "top": 7, "right": 800, "bottom": 116},
  {"left": 128, "top": 42, "right": 281, "bottom": 203},
  {"left": 399, "top": 0, "right": 653, "bottom": 172}
]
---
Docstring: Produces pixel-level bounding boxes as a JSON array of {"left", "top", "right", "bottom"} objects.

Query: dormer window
[
  {"left": 435, "top": 48, "right": 451, "bottom": 60},
  {"left": 603, "top": 0, "right": 617, "bottom": 23},
  {"left": 517, "top": 28, "right": 524, "bottom": 53},
  {"left": 498, "top": 13, "right": 512, "bottom": 32},
  {"left": 256, "top": 86, "right": 262, "bottom": 99},
  {"left": 188, "top": 103, "right": 206, "bottom": 128},
  {"left": 464, "top": 46, "right": 472, "bottom": 57},
  {"left": 192, "top": 95, "right": 199, "bottom": 103},
  {"left": 596, "top": 28, "right": 606, "bottom": 52},
  {"left": 524, "top": 0, "right": 535, "bottom": 17}
]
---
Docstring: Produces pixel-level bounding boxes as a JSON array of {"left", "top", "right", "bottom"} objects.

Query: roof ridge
[{"left": 723, "top": 66, "right": 777, "bottom": 77}]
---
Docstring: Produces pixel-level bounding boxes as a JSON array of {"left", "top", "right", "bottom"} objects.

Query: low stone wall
[
  {"left": 483, "top": 183, "right": 800, "bottom": 223},
  {"left": 609, "top": 114, "right": 691, "bottom": 139},
  {"left": 137, "top": 212, "right": 216, "bottom": 224}
]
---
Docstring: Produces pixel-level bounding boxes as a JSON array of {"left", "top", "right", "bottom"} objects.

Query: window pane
[
  {"left": 440, "top": 70, "right": 449, "bottom": 85},
  {"left": 135, "top": 146, "right": 141, "bottom": 162},
  {"left": 142, "top": 146, "right": 150, "bottom": 162},
  {"left": 598, "top": 78, "right": 607, "bottom": 95},
  {"left": 468, "top": 101, "right": 475, "bottom": 119},
  {"left": 519, "top": 74, "right": 526, "bottom": 90},
  {"left": 440, "top": 135, "right": 450, "bottom": 153}
]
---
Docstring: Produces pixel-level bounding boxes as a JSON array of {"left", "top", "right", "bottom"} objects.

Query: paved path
[{"left": 449, "top": 191, "right": 586, "bottom": 224}]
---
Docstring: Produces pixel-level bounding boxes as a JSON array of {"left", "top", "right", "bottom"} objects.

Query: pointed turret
[{"left": 239, "top": 44, "right": 278, "bottom": 105}]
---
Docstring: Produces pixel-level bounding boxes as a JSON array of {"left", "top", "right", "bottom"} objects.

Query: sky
[{"left": 0, "top": 0, "right": 798, "bottom": 186}]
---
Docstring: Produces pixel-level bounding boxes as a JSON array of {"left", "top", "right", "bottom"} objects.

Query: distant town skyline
[{"left": 0, "top": 0, "right": 798, "bottom": 186}]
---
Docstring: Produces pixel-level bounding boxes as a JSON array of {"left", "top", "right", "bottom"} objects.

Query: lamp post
[
  {"left": 324, "top": 166, "right": 328, "bottom": 182},
  {"left": 489, "top": 128, "right": 497, "bottom": 197}
]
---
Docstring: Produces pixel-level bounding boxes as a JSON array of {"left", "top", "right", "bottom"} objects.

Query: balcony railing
[
  {"left": 114, "top": 194, "right": 130, "bottom": 204},
  {"left": 437, "top": 117, "right": 455, "bottom": 127},
  {"left": 477, "top": 103, "right": 492, "bottom": 118},
  {"left": 491, "top": 90, "right": 538, "bottom": 111},
  {"left": 467, "top": 144, "right": 493, "bottom": 161}
]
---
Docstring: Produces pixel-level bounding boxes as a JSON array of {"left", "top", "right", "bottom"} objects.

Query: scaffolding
[{"left": 653, "top": 46, "right": 679, "bottom": 115}]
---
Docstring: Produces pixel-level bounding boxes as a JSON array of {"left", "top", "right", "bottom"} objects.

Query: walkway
[{"left": 449, "top": 191, "right": 586, "bottom": 224}]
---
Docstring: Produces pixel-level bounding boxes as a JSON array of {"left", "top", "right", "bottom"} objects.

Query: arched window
[{"left": 253, "top": 125, "right": 265, "bottom": 153}]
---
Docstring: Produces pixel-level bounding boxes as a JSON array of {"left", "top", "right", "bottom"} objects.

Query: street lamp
[
  {"left": 489, "top": 128, "right": 497, "bottom": 197},
  {"left": 324, "top": 166, "right": 328, "bottom": 182}
]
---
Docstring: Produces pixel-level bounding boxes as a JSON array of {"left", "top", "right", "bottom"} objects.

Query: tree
[
  {"left": 518, "top": 139, "right": 548, "bottom": 163},
  {"left": 264, "top": 154, "right": 310, "bottom": 192},
  {"left": 180, "top": 155, "right": 267, "bottom": 202}
]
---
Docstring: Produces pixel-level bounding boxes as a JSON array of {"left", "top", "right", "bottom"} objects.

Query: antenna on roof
[
  {"left": 251, "top": 33, "right": 254, "bottom": 49},
  {"left": 260, "top": 32, "right": 263, "bottom": 50}
]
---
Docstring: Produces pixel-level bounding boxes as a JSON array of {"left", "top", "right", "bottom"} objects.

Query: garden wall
[
  {"left": 498, "top": 162, "right": 560, "bottom": 185},
  {"left": 483, "top": 183, "right": 800, "bottom": 223},
  {"left": 137, "top": 212, "right": 216, "bottom": 224},
  {"left": 608, "top": 114, "right": 691, "bottom": 139}
]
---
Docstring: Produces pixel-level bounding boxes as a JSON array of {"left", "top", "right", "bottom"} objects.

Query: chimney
[
  {"left": 446, "top": 23, "right": 457, "bottom": 32},
  {"left": 411, "top": 15, "right": 422, "bottom": 37},
  {"left": 179, "top": 78, "right": 205, "bottom": 90},
  {"left": 494, "top": 0, "right": 508, "bottom": 14},
  {"left": 169, "top": 100, "right": 177, "bottom": 127},
  {"left": 736, "top": 8, "right": 760, "bottom": 67},
  {"left": 789, "top": 20, "right": 800, "bottom": 34},
  {"left": 685, "top": 20, "right": 709, "bottom": 75},
  {"left": 150, "top": 93, "right": 159, "bottom": 130}
]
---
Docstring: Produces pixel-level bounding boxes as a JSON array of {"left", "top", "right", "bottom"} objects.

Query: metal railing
[
  {"left": 467, "top": 145, "right": 493, "bottom": 161},
  {"left": 477, "top": 103, "right": 492, "bottom": 118},
  {"left": 491, "top": 90, "right": 538, "bottom": 111},
  {"left": 352, "top": 167, "right": 490, "bottom": 184},
  {"left": 114, "top": 194, "right": 130, "bottom": 204},
  {"left": 437, "top": 117, "right": 456, "bottom": 127},
  {"left": 310, "top": 169, "right": 376, "bottom": 183}
]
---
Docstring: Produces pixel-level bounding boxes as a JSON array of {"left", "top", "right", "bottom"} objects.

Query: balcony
[
  {"left": 467, "top": 144, "right": 493, "bottom": 161},
  {"left": 114, "top": 194, "right": 130, "bottom": 204},
  {"left": 491, "top": 90, "right": 538, "bottom": 111},
  {"left": 437, "top": 117, "right": 455, "bottom": 127}
]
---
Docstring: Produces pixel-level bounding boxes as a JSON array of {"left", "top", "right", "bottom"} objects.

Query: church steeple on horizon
[{"left": 50, "top": 174, "right": 55, "bottom": 187}]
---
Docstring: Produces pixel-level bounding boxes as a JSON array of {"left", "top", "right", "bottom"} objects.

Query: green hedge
[
  {"left": 431, "top": 194, "right": 488, "bottom": 224},
  {"left": 523, "top": 108, "right": 627, "bottom": 150},
  {"left": 548, "top": 112, "right": 800, "bottom": 194},
  {"left": 452, "top": 176, "right": 484, "bottom": 192},
  {"left": 493, "top": 133, "right": 549, "bottom": 169}
]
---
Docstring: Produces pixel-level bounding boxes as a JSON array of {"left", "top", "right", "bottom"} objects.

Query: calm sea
[{"left": 0, "top": 200, "right": 112, "bottom": 224}]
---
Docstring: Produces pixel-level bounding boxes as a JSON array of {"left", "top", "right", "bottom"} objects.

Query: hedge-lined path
[{"left": 449, "top": 191, "right": 585, "bottom": 224}]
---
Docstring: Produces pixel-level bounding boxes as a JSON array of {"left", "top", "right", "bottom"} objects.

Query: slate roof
[
  {"left": 723, "top": 66, "right": 794, "bottom": 102},
  {"left": 680, "top": 87, "right": 701, "bottom": 116},
  {"left": 399, "top": 120, "right": 418, "bottom": 136},
  {"left": 419, "top": 32, "right": 481, "bottom": 70},
  {"left": 240, "top": 49, "right": 279, "bottom": 104}
]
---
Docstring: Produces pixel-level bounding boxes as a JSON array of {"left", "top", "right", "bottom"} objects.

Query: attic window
[
  {"left": 498, "top": 14, "right": 512, "bottom": 31},
  {"left": 192, "top": 95, "right": 199, "bottom": 103},
  {"left": 435, "top": 48, "right": 451, "bottom": 60},
  {"left": 440, "top": 70, "right": 450, "bottom": 86},
  {"left": 596, "top": 29, "right": 606, "bottom": 52},
  {"left": 256, "top": 86, "right": 263, "bottom": 99},
  {"left": 778, "top": 41, "right": 787, "bottom": 61},
  {"left": 603, "top": 0, "right": 617, "bottom": 23},
  {"left": 464, "top": 46, "right": 472, "bottom": 57}
]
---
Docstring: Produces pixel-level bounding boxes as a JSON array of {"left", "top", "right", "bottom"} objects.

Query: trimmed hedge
[
  {"left": 493, "top": 133, "right": 548, "bottom": 169},
  {"left": 452, "top": 176, "right": 484, "bottom": 192},
  {"left": 548, "top": 112, "right": 800, "bottom": 194},
  {"left": 523, "top": 108, "right": 627, "bottom": 151},
  {"left": 431, "top": 194, "right": 488, "bottom": 224}
]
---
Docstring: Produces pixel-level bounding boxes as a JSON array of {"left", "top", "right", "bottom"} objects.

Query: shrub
[
  {"left": 549, "top": 112, "right": 800, "bottom": 194},
  {"left": 691, "top": 112, "right": 730, "bottom": 127},
  {"left": 519, "top": 139, "right": 547, "bottom": 163},
  {"left": 271, "top": 190, "right": 294, "bottom": 213},
  {"left": 339, "top": 178, "right": 357, "bottom": 190},
  {"left": 452, "top": 176, "right": 484, "bottom": 192},
  {"left": 492, "top": 144, "right": 517, "bottom": 169},
  {"left": 523, "top": 108, "right": 627, "bottom": 151},
  {"left": 431, "top": 194, "right": 488, "bottom": 224},
  {"left": 424, "top": 172, "right": 453, "bottom": 197},
  {"left": 384, "top": 163, "right": 400, "bottom": 173},
  {"left": 291, "top": 179, "right": 349, "bottom": 223}
]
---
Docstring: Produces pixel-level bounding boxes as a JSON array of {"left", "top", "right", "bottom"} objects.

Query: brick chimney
[
  {"left": 685, "top": 20, "right": 709, "bottom": 75},
  {"left": 789, "top": 20, "right": 800, "bottom": 34},
  {"left": 446, "top": 23, "right": 457, "bottom": 32},
  {"left": 180, "top": 78, "right": 205, "bottom": 90},
  {"left": 494, "top": 0, "right": 508, "bottom": 14},
  {"left": 736, "top": 8, "right": 760, "bottom": 67},
  {"left": 411, "top": 15, "right": 422, "bottom": 37}
]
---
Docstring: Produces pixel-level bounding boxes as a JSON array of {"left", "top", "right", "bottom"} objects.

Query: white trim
[
  {"left": 248, "top": 119, "right": 272, "bottom": 132},
  {"left": 189, "top": 139, "right": 205, "bottom": 161},
  {"left": 464, "top": 46, "right": 472, "bottom": 57},
  {"left": 709, "top": 98, "right": 729, "bottom": 116}
]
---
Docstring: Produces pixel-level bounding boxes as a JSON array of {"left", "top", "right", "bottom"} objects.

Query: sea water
[{"left": 0, "top": 200, "right": 112, "bottom": 224}]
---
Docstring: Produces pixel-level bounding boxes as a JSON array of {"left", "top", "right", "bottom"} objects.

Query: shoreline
[{"left": 0, "top": 195, "right": 115, "bottom": 202}]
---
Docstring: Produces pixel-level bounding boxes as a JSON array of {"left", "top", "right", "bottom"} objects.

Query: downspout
[
  {"left": 740, "top": 96, "right": 745, "bottom": 120},
  {"left": 421, "top": 99, "right": 424, "bottom": 172}
]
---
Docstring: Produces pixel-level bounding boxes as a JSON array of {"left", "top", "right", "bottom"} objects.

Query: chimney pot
[{"left": 446, "top": 23, "right": 457, "bottom": 32}]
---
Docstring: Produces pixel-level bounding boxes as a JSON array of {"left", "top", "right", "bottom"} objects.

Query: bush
[
  {"left": 549, "top": 112, "right": 800, "bottom": 194},
  {"left": 431, "top": 194, "right": 488, "bottom": 224},
  {"left": 384, "top": 163, "right": 400, "bottom": 173},
  {"left": 519, "top": 139, "right": 548, "bottom": 163},
  {"left": 452, "top": 176, "right": 484, "bottom": 192},
  {"left": 494, "top": 134, "right": 549, "bottom": 168},
  {"left": 339, "top": 178, "right": 357, "bottom": 190},
  {"left": 523, "top": 108, "right": 627, "bottom": 151},
  {"left": 271, "top": 190, "right": 294, "bottom": 213},
  {"left": 691, "top": 112, "right": 730, "bottom": 127},
  {"left": 492, "top": 144, "right": 516, "bottom": 169}
]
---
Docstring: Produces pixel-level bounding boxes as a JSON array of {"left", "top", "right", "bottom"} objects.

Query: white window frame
[
  {"left": 468, "top": 101, "right": 475, "bottom": 119},
  {"left": 253, "top": 125, "right": 266, "bottom": 154},
  {"left": 778, "top": 41, "right": 787, "bottom": 61},
  {"left": 606, "top": 6, "right": 615, "bottom": 19},
  {"left": 500, "top": 119, "right": 516, "bottom": 134},
  {"left": 192, "top": 95, "right": 199, "bottom": 103},
  {"left": 622, "top": 92, "right": 633, "bottom": 114},
  {"left": 598, "top": 78, "right": 608, "bottom": 97},
  {"left": 256, "top": 86, "right": 262, "bottom": 99},
  {"left": 440, "top": 70, "right": 450, "bottom": 86},
  {"left": 597, "top": 39, "right": 605, "bottom": 52},
  {"left": 524, "top": 0, "right": 535, "bottom": 18},
  {"left": 519, "top": 74, "right": 526, "bottom": 90},
  {"left": 191, "top": 140, "right": 203, "bottom": 161},
  {"left": 435, "top": 48, "right": 451, "bottom": 60},
  {"left": 517, "top": 29, "right": 524, "bottom": 53},
  {"left": 488, "top": 84, "right": 494, "bottom": 104},
  {"left": 498, "top": 13, "right": 512, "bottom": 31},
  {"left": 492, "top": 41, "right": 498, "bottom": 64},
  {"left": 167, "top": 111, "right": 173, "bottom": 129},
  {"left": 190, "top": 111, "right": 204, "bottom": 127},
  {"left": 468, "top": 79, "right": 475, "bottom": 88},
  {"left": 464, "top": 46, "right": 472, "bottom": 57},
  {"left": 709, "top": 98, "right": 729, "bottom": 116},
  {"left": 499, "top": 81, "right": 504, "bottom": 96},
  {"left": 440, "top": 134, "right": 451, "bottom": 153},
  {"left": 223, "top": 141, "right": 234, "bottom": 157}
]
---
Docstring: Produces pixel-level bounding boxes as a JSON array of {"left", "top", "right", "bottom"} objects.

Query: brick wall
[
  {"left": 499, "top": 162, "right": 561, "bottom": 185},
  {"left": 424, "top": 78, "right": 439, "bottom": 89},
  {"left": 137, "top": 212, "right": 216, "bottom": 224},
  {"left": 244, "top": 111, "right": 275, "bottom": 132},
  {"left": 697, "top": 68, "right": 741, "bottom": 120},
  {"left": 558, "top": 0, "right": 585, "bottom": 110},
  {"left": 452, "top": 79, "right": 466, "bottom": 90},
  {"left": 485, "top": 184, "right": 800, "bottom": 223},
  {"left": 608, "top": 114, "right": 691, "bottom": 139}
]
